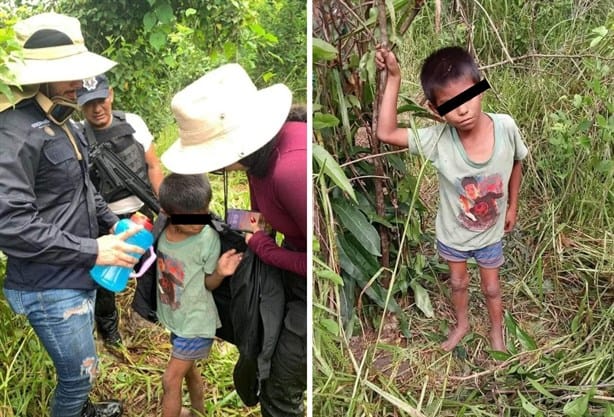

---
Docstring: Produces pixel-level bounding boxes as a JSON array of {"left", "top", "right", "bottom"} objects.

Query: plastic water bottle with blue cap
[{"left": 90, "top": 212, "right": 156, "bottom": 292}]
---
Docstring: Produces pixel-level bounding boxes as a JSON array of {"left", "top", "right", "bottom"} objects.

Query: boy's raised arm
[{"left": 375, "top": 47, "right": 409, "bottom": 147}]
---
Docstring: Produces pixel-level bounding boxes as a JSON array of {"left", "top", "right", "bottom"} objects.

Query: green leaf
[
  {"left": 504, "top": 310, "right": 518, "bottom": 334},
  {"left": 409, "top": 280, "right": 434, "bottom": 318},
  {"left": 262, "top": 71, "right": 275, "bottom": 83},
  {"left": 369, "top": 214, "right": 393, "bottom": 228},
  {"left": 488, "top": 350, "right": 511, "bottom": 361},
  {"left": 596, "top": 159, "right": 613, "bottom": 174},
  {"left": 346, "top": 94, "right": 361, "bottom": 110},
  {"left": 143, "top": 12, "right": 156, "bottom": 32},
  {"left": 590, "top": 35, "right": 605, "bottom": 48},
  {"left": 563, "top": 393, "right": 589, "bottom": 417},
  {"left": 515, "top": 325, "right": 537, "bottom": 350},
  {"left": 313, "top": 37, "right": 338, "bottom": 61},
  {"left": 518, "top": 391, "right": 540, "bottom": 415},
  {"left": 528, "top": 378, "right": 557, "bottom": 400},
  {"left": 332, "top": 200, "right": 381, "bottom": 256},
  {"left": 571, "top": 309, "right": 582, "bottom": 333},
  {"left": 331, "top": 69, "right": 352, "bottom": 144},
  {"left": 155, "top": 2, "right": 174, "bottom": 24},
  {"left": 149, "top": 31, "right": 167, "bottom": 50},
  {"left": 337, "top": 235, "right": 380, "bottom": 286},
  {"left": 340, "top": 276, "right": 356, "bottom": 333},
  {"left": 504, "top": 311, "right": 519, "bottom": 354},
  {"left": 320, "top": 318, "right": 340, "bottom": 335},
  {"left": 591, "top": 26, "right": 608, "bottom": 37},
  {"left": 385, "top": 0, "right": 397, "bottom": 32},
  {"left": 223, "top": 41, "right": 237, "bottom": 59},
  {"left": 313, "top": 144, "right": 356, "bottom": 202},
  {"left": 315, "top": 268, "right": 344, "bottom": 286},
  {"left": 313, "top": 112, "right": 340, "bottom": 130},
  {"left": 0, "top": 84, "right": 14, "bottom": 103},
  {"left": 359, "top": 50, "right": 376, "bottom": 100},
  {"left": 363, "top": 380, "right": 425, "bottom": 416}
]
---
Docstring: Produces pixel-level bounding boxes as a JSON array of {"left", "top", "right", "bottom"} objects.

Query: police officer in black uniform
[
  {"left": 77, "top": 74, "right": 163, "bottom": 346},
  {"left": 0, "top": 12, "right": 140, "bottom": 417}
]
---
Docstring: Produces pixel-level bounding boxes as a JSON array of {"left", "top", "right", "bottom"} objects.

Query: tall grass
[{"left": 314, "top": 1, "right": 612, "bottom": 416}]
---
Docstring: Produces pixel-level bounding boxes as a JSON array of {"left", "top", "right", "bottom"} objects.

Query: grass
[
  {"left": 0, "top": 281, "right": 260, "bottom": 417},
  {"left": 0, "top": 122, "right": 259, "bottom": 415}
]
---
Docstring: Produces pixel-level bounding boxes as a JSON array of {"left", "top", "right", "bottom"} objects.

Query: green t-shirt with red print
[
  {"left": 156, "top": 225, "right": 221, "bottom": 338},
  {"left": 406, "top": 113, "right": 529, "bottom": 251}
]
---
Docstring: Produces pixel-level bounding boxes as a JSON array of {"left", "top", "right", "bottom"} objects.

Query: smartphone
[{"left": 226, "top": 209, "right": 265, "bottom": 233}]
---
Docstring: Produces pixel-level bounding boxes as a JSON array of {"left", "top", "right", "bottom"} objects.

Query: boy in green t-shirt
[
  {"left": 156, "top": 173, "right": 241, "bottom": 416},
  {"left": 376, "top": 46, "right": 528, "bottom": 352}
]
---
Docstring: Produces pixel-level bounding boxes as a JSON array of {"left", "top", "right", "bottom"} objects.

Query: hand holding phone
[{"left": 226, "top": 209, "right": 271, "bottom": 234}]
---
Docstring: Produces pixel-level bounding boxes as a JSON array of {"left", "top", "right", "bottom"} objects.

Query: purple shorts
[{"left": 437, "top": 240, "right": 504, "bottom": 269}]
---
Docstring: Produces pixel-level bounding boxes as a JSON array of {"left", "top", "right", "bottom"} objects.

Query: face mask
[
  {"left": 34, "top": 92, "right": 83, "bottom": 160},
  {"left": 48, "top": 97, "right": 79, "bottom": 125},
  {"left": 35, "top": 93, "right": 79, "bottom": 125}
]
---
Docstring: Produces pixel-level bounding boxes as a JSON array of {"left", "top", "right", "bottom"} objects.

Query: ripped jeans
[{"left": 3, "top": 288, "right": 98, "bottom": 417}]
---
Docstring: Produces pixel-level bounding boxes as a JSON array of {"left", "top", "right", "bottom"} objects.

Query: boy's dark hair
[
  {"left": 239, "top": 104, "right": 306, "bottom": 178},
  {"left": 159, "top": 173, "right": 212, "bottom": 214},
  {"left": 420, "top": 46, "right": 481, "bottom": 105}
]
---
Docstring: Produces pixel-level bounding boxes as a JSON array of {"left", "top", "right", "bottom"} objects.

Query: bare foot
[
  {"left": 490, "top": 329, "right": 506, "bottom": 353},
  {"left": 441, "top": 323, "right": 470, "bottom": 351},
  {"left": 179, "top": 407, "right": 194, "bottom": 417}
]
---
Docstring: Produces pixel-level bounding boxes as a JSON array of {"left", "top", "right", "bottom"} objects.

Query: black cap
[{"left": 77, "top": 74, "right": 110, "bottom": 106}]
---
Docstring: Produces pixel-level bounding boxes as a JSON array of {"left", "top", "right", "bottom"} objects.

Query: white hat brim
[
  {"left": 162, "top": 83, "right": 292, "bottom": 174},
  {"left": 8, "top": 51, "right": 116, "bottom": 85}
]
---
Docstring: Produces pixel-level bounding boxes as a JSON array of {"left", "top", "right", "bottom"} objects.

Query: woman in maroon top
[
  {"left": 161, "top": 64, "right": 307, "bottom": 417},
  {"left": 240, "top": 117, "right": 307, "bottom": 277}
]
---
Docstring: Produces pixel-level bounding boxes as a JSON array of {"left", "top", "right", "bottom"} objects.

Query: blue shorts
[
  {"left": 170, "top": 333, "right": 213, "bottom": 361},
  {"left": 437, "top": 240, "right": 504, "bottom": 269}
]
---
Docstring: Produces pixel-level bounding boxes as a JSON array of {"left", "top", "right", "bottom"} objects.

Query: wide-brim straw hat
[
  {"left": 7, "top": 12, "right": 116, "bottom": 85},
  {"left": 161, "top": 63, "right": 292, "bottom": 174}
]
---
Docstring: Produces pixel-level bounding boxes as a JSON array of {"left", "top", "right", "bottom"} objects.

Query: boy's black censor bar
[
  {"left": 436, "top": 79, "right": 490, "bottom": 116},
  {"left": 170, "top": 214, "right": 212, "bottom": 224}
]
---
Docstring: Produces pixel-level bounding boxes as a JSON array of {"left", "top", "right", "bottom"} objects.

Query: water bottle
[{"left": 90, "top": 212, "right": 155, "bottom": 292}]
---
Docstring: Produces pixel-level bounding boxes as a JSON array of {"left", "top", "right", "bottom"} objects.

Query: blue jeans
[{"left": 3, "top": 288, "right": 97, "bottom": 417}]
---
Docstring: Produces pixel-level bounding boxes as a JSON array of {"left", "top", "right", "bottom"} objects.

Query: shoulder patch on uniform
[{"left": 31, "top": 120, "right": 51, "bottom": 129}]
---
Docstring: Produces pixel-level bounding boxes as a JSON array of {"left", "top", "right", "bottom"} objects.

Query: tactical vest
[{"left": 84, "top": 110, "right": 153, "bottom": 203}]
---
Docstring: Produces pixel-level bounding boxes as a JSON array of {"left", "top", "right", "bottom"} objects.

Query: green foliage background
[{"left": 1, "top": 0, "right": 306, "bottom": 132}]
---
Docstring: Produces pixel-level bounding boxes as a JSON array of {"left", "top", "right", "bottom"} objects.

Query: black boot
[
  {"left": 96, "top": 310, "right": 122, "bottom": 346},
  {"left": 95, "top": 288, "right": 122, "bottom": 346},
  {"left": 81, "top": 398, "right": 123, "bottom": 417}
]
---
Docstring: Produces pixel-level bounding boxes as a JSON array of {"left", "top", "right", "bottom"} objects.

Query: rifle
[{"left": 89, "top": 142, "right": 160, "bottom": 215}]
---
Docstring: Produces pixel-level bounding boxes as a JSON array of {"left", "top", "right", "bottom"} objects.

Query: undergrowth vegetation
[{"left": 313, "top": 1, "right": 612, "bottom": 416}]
